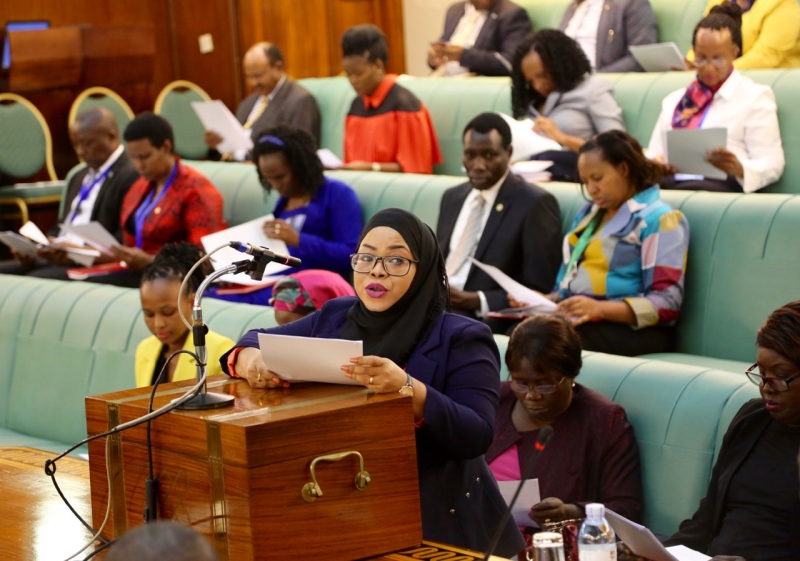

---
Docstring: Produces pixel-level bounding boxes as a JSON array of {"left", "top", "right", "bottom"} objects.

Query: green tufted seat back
[
  {"left": 72, "top": 93, "right": 133, "bottom": 135},
  {"left": 0, "top": 97, "right": 49, "bottom": 179},
  {"left": 156, "top": 88, "right": 211, "bottom": 160}
]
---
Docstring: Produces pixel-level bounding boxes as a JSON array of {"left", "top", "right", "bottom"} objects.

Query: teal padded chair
[
  {"left": 295, "top": 77, "right": 355, "bottom": 158},
  {"left": 68, "top": 87, "right": 135, "bottom": 137},
  {"left": 0, "top": 93, "right": 58, "bottom": 182},
  {"left": 154, "top": 80, "right": 213, "bottom": 160}
]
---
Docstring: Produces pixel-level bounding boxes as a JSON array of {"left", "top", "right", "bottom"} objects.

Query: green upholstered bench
[
  {"left": 518, "top": 0, "right": 707, "bottom": 55},
  {"left": 0, "top": 271, "right": 758, "bottom": 538},
  {"left": 297, "top": 69, "right": 800, "bottom": 194},
  {"left": 0, "top": 274, "right": 278, "bottom": 455}
]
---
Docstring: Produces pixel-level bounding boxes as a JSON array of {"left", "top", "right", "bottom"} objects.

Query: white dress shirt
[
  {"left": 563, "top": 0, "right": 605, "bottom": 71},
  {"left": 448, "top": 170, "right": 508, "bottom": 315},
  {"left": 59, "top": 144, "right": 124, "bottom": 245},
  {"left": 646, "top": 69, "right": 785, "bottom": 193},
  {"left": 233, "top": 74, "right": 287, "bottom": 161},
  {"left": 442, "top": 3, "right": 489, "bottom": 77}
]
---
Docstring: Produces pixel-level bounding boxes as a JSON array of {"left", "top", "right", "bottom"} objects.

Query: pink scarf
[{"left": 671, "top": 69, "right": 732, "bottom": 129}]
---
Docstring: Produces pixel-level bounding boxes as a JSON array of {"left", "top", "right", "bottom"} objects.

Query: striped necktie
[
  {"left": 446, "top": 195, "right": 486, "bottom": 277},
  {"left": 243, "top": 96, "right": 268, "bottom": 130}
]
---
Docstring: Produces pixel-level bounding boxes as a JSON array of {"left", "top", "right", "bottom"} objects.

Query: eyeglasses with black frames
[
  {"left": 509, "top": 376, "right": 566, "bottom": 396},
  {"left": 745, "top": 363, "right": 800, "bottom": 393},
  {"left": 350, "top": 253, "right": 419, "bottom": 277}
]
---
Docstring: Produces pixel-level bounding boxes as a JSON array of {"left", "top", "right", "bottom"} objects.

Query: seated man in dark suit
[
  {"left": 429, "top": 0, "right": 532, "bottom": 76},
  {"left": 0, "top": 107, "right": 139, "bottom": 279},
  {"left": 204, "top": 42, "right": 321, "bottom": 160},
  {"left": 436, "top": 112, "right": 562, "bottom": 333}
]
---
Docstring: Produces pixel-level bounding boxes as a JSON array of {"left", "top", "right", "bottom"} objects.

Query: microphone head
[{"left": 536, "top": 425, "right": 554, "bottom": 449}]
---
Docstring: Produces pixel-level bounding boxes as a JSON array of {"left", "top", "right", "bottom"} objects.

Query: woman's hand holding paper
[{"left": 236, "top": 347, "right": 289, "bottom": 389}]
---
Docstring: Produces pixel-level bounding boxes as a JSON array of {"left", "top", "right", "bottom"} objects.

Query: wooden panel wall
[
  {"left": 237, "top": 0, "right": 406, "bottom": 80},
  {"left": 2, "top": 0, "right": 404, "bottom": 178}
]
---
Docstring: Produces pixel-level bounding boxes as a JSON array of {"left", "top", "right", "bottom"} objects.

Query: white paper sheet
[
  {"left": 59, "top": 221, "right": 119, "bottom": 255},
  {"left": 605, "top": 510, "right": 710, "bottom": 561},
  {"left": 511, "top": 160, "right": 553, "bottom": 183},
  {"left": 630, "top": 43, "right": 685, "bottom": 72},
  {"left": 191, "top": 100, "right": 254, "bottom": 153},
  {"left": 317, "top": 148, "right": 343, "bottom": 169},
  {"left": 469, "top": 258, "right": 557, "bottom": 313},
  {"left": 0, "top": 231, "right": 40, "bottom": 257},
  {"left": 200, "top": 216, "right": 291, "bottom": 286},
  {"left": 497, "top": 113, "right": 562, "bottom": 161},
  {"left": 257, "top": 333, "right": 364, "bottom": 385},
  {"left": 496, "top": 479, "right": 541, "bottom": 527},
  {"left": 666, "top": 128, "right": 728, "bottom": 180},
  {"left": 18, "top": 221, "right": 49, "bottom": 245}
]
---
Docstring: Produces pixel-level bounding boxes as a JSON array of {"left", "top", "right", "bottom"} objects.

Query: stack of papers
[
  {"left": 0, "top": 221, "right": 101, "bottom": 267},
  {"left": 191, "top": 100, "right": 254, "bottom": 154},
  {"left": 469, "top": 258, "right": 557, "bottom": 315},
  {"left": 258, "top": 333, "right": 363, "bottom": 385},
  {"left": 59, "top": 221, "right": 119, "bottom": 255},
  {"left": 200, "top": 216, "right": 291, "bottom": 286},
  {"left": 497, "top": 113, "right": 562, "bottom": 161},
  {"left": 511, "top": 160, "right": 553, "bottom": 183},
  {"left": 605, "top": 510, "right": 711, "bottom": 561}
]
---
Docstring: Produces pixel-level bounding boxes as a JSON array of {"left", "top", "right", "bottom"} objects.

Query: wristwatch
[
  {"left": 399, "top": 373, "right": 414, "bottom": 397},
  {"left": 371, "top": 162, "right": 381, "bottom": 172}
]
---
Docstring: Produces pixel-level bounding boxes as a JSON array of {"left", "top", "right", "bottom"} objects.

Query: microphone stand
[{"left": 177, "top": 256, "right": 264, "bottom": 410}]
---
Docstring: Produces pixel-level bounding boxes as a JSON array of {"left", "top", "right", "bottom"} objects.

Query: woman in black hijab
[{"left": 222, "top": 208, "right": 526, "bottom": 557}]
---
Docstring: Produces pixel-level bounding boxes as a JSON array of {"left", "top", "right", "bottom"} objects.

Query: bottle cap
[{"left": 585, "top": 503, "right": 605, "bottom": 520}]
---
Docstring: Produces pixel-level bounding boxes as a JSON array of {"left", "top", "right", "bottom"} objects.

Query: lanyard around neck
[
  {"left": 134, "top": 162, "right": 178, "bottom": 249},
  {"left": 564, "top": 209, "right": 605, "bottom": 280},
  {"left": 68, "top": 165, "right": 113, "bottom": 223}
]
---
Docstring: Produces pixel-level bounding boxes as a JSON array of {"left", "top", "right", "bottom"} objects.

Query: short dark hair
[
  {"left": 757, "top": 301, "right": 800, "bottom": 369},
  {"left": 251, "top": 125, "right": 324, "bottom": 196},
  {"left": 141, "top": 242, "right": 211, "bottom": 293},
  {"left": 123, "top": 111, "right": 174, "bottom": 149},
  {"left": 463, "top": 112, "right": 512, "bottom": 149},
  {"left": 506, "top": 315, "right": 583, "bottom": 379},
  {"left": 579, "top": 130, "right": 662, "bottom": 193},
  {"left": 342, "top": 24, "right": 389, "bottom": 64},
  {"left": 693, "top": 1, "right": 744, "bottom": 54},
  {"left": 511, "top": 30, "right": 591, "bottom": 119},
  {"left": 105, "top": 521, "right": 219, "bottom": 561},
  {"left": 263, "top": 43, "right": 284, "bottom": 64}
]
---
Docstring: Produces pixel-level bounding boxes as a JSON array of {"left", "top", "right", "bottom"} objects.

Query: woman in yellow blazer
[
  {"left": 688, "top": 0, "right": 800, "bottom": 69},
  {"left": 135, "top": 243, "right": 233, "bottom": 388}
]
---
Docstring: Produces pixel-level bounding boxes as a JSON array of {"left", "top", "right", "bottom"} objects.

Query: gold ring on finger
[
  {"left": 257, "top": 373, "right": 262, "bottom": 382},
  {"left": 369, "top": 376, "right": 374, "bottom": 385}
]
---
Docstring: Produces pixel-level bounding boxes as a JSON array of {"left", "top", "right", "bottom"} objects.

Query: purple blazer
[
  {"left": 222, "top": 296, "right": 526, "bottom": 557},
  {"left": 487, "top": 382, "right": 644, "bottom": 522}
]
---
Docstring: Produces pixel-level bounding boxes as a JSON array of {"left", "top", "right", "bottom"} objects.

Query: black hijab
[{"left": 340, "top": 208, "right": 450, "bottom": 366}]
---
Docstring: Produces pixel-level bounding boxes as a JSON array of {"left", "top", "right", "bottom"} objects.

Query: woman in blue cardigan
[
  {"left": 210, "top": 125, "right": 363, "bottom": 305},
  {"left": 221, "top": 208, "right": 526, "bottom": 558}
]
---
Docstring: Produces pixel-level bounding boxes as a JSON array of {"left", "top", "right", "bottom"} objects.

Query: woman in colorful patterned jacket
[{"left": 511, "top": 130, "right": 690, "bottom": 356}]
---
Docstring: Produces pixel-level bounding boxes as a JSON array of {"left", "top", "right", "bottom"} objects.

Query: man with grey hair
[{"left": 204, "top": 42, "right": 321, "bottom": 160}]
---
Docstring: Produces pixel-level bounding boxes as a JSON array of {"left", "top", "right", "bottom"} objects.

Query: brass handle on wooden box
[{"left": 301, "top": 450, "right": 371, "bottom": 503}]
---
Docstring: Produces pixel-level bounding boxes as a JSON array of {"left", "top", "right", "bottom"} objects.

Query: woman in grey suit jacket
[{"left": 511, "top": 30, "right": 625, "bottom": 180}]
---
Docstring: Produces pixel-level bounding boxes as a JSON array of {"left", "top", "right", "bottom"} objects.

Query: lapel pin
[
  {"left": 496, "top": 203, "right": 504, "bottom": 212},
  {"left": 154, "top": 207, "right": 162, "bottom": 215}
]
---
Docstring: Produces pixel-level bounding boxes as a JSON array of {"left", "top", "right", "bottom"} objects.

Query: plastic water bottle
[{"left": 577, "top": 503, "right": 617, "bottom": 561}]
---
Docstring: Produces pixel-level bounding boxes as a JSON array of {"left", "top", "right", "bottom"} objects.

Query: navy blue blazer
[
  {"left": 223, "top": 297, "right": 526, "bottom": 557},
  {"left": 273, "top": 176, "right": 363, "bottom": 277}
]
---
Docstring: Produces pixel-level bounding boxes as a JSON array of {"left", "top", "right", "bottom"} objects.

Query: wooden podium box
[{"left": 85, "top": 378, "right": 423, "bottom": 560}]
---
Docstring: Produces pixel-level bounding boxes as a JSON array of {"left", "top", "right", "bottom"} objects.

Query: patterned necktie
[
  {"left": 446, "top": 195, "right": 486, "bottom": 277},
  {"left": 243, "top": 96, "right": 268, "bottom": 130}
]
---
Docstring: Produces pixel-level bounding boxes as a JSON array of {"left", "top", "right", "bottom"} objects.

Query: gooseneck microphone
[
  {"left": 483, "top": 425, "right": 554, "bottom": 561},
  {"left": 230, "top": 241, "right": 302, "bottom": 268}
]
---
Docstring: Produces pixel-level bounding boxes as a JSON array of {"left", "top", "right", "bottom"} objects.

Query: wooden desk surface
[{"left": 0, "top": 447, "right": 504, "bottom": 561}]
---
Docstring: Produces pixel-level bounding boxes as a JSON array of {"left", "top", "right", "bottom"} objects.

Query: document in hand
[
  {"left": 257, "top": 333, "right": 364, "bottom": 386},
  {"left": 511, "top": 160, "right": 553, "bottom": 183},
  {"left": 666, "top": 128, "right": 728, "bottom": 180},
  {"left": 468, "top": 257, "right": 556, "bottom": 313},
  {"left": 496, "top": 479, "right": 541, "bottom": 527},
  {"left": 59, "top": 221, "right": 119, "bottom": 255},
  {"left": 191, "top": 100, "right": 254, "bottom": 153},
  {"left": 630, "top": 43, "right": 685, "bottom": 72},
  {"left": 2, "top": 222, "right": 100, "bottom": 267},
  {"left": 317, "top": 148, "right": 343, "bottom": 169},
  {"left": 200, "top": 216, "right": 291, "bottom": 286},
  {"left": 496, "top": 113, "right": 562, "bottom": 161},
  {"left": 605, "top": 510, "right": 711, "bottom": 561}
]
